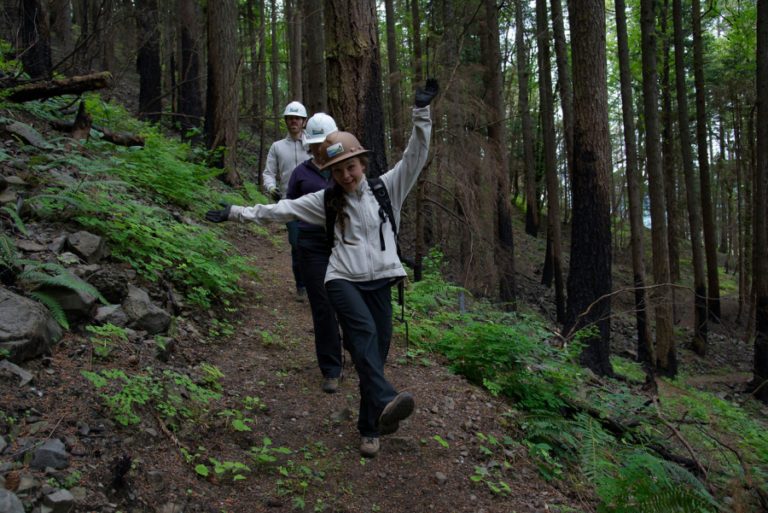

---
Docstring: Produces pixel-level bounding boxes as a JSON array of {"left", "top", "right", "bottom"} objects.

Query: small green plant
[
  {"left": 218, "top": 408, "right": 253, "bottom": 432},
  {"left": 248, "top": 437, "right": 292, "bottom": 466},
  {"left": 86, "top": 323, "right": 129, "bottom": 360},
  {"left": 199, "top": 363, "right": 224, "bottom": 391}
]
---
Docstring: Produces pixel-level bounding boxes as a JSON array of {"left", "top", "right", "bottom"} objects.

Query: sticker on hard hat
[
  {"left": 327, "top": 142, "right": 344, "bottom": 157},
  {"left": 312, "top": 129, "right": 324, "bottom": 135},
  {"left": 288, "top": 107, "right": 300, "bottom": 113}
]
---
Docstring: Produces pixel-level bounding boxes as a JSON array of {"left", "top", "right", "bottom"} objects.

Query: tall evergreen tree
[{"left": 565, "top": 0, "right": 613, "bottom": 376}]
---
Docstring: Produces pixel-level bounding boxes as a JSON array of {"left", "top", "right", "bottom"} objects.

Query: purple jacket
[{"left": 286, "top": 158, "right": 333, "bottom": 230}]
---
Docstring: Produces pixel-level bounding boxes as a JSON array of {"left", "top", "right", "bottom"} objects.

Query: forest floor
[{"left": 3, "top": 211, "right": 762, "bottom": 513}]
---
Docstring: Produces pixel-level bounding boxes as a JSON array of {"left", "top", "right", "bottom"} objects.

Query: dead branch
[{"left": 5, "top": 72, "right": 113, "bottom": 103}]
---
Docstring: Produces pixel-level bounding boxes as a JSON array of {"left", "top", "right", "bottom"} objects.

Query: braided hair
[{"left": 329, "top": 155, "right": 369, "bottom": 246}]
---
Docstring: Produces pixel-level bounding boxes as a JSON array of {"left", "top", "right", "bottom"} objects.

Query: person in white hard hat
[
  {"left": 206, "top": 79, "right": 439, "bottom": 458},
  {"left": 262, "top": 101, "right": 310, "bottom": 301},
  {"left": 285, "top": 113, "right": 343, "bottom": 393}
]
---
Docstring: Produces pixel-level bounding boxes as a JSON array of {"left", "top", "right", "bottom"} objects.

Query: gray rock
[
  {"left": 47, "top": 236, "right": 67, "bottom": 254},
  {"left": 0, "top": 360, "right": 34, "bottom": 387},
  {"left": 0, "top": 435, "right": 6, "bottom": 454},
  {"left": 34, "top": 273, "right": 97, "bottom": 322},
  {"left": 43, "top": 488, "right": 74, "bottom": 513},
  {"left": 30, "top": 439, "right": 69, "bottom": 470},
  {"left": 88, "top": 268, "right": 128, "bottom": 303},
  {"left": 122, "top": 285, "right": 170, "bottom": 335},
  {"left": 434, "top": 471, "right": 448, "bottom": 485},
  {"left": 0, "top": 490, "right": 24, "bottom": 513},
  {"left": 6, "top": 122, "right": 50, "bottom": 149},
  {"left": 95, "top": 305, "right": 128, "bottom": 327},
  {"left": 67, "top": 231, "right": 108, "bottom": 264},
  {"left": 16, "top": 240, "right": 46, "bottom": 252},
  {"left": 0, "top": 288, "right": 62, "bottom": 363}
]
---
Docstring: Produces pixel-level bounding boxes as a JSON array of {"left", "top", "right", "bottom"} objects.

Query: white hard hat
[
  {"left": 303, "top": 113, "right": 338, "bottom": 145},
  {"left": 283, "top": 101, "right": 307, "bottom": 118}
]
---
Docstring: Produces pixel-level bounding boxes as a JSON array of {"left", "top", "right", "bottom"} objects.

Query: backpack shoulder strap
[
  {"left": 323, "top": 187, "right": 337, "bottom": 249},
  {"left": 367, "top": 177, "right": 400, "bottom": 257}
]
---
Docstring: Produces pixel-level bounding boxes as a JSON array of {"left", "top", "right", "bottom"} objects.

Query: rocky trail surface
[{"left": 0, "top": 220, "right": 588, "bottom": 513}]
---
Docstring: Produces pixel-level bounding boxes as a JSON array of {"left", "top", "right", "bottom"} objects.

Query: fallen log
[
  {"left": 50, "top": 102, "right": 145, "bottom": 147},
  {"left": 5, "top": 72, "right": 113, "bottom": 103}
]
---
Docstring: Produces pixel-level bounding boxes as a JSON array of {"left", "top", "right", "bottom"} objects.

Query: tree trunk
[
  {"left": 536, "top": 0, "right": 564, "bottom": 321},
  {"left": 660, "top": 0, "right": 680, "bottom": 286},
  {"left": 325, "top": 0, "right": 387, "bottom": 177},
  {"left": 384, "top": 0, "right": 404, "bottom": 153},
  {"left": 304, "top": 0, "right": 327, "bottom": 114},
  {"left": 136, "top": 0, "right": 162, "bottom": 123},
  {"left": 205, "top": 0, "right": 241, "bottom": 185},
  {"left": 692, "top": 0, "right": 721, "bottom": 322},
  {"left": 673, "top": 0, "right": 708, "bottom": 355},
  {"left": 178, "top": 0, "right": 204, "bottom": 139},
  {"left": 516, "top": 0, "right": 539, "bottom": 237},
  {"left": 270, "top": 0, "right": 280, "bottom": 141},
  {"left": 20, "top": 0, "right": 52, "bottom": 80},
  {"left": 258, "top": 0, "right": 268, "bottom": 187},
  {"left": 641, "top": 0, "right": 677, "bottom": 377},
  {"left": 565, "top": 0, "right": 613, "bottom": 376},
  {"left": 287, "top": 0, "right": 302, "bottom": 101},
  {"left": 615, "top": 0, "right": 654, "bottom": 370},
  {"left": 482, "top": 0, "right": 516, "bottom": 306},
  {"left": 411, "top": 0, "right": 423, "bottom": 84},
  {"left": 49, "top": 0, "right": 74, "bottom": 59},
  {"left": 754, "top": 0, "right": 768, "bottom": 403},
  {"left": 549, "top": 0, "right": 574, "bottom": 182}
]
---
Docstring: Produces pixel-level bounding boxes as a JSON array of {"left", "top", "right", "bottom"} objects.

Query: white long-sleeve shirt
[
  {"left": 231, "top": 106, "right": 432, "bottom": 283},
  {"left": 262, "top": 135, "right": 310, "bottom": 193}
]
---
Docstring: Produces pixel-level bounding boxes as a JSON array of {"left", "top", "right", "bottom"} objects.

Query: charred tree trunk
[
  {"left": 536, "top": 0, "right": 564, "bottom": 321},
  {"left": 754, "top": 0, "right": 768, "bottom": 403},
  {"left": 615, "top": 0, "right": 654, "bottom": 369},
  {"left": 566, "top": 0, "right": 613, "bottom": 376},
  {"left": 692, "top": 0, "right": 721, "bottom": 322},
  {"left": 516, "top": 0, "right": 539, "bottom": 237},
  {"left": 20, "top": 0, "right": 52, "bottom": 79},
  {"left": 305, "top": 0, "right": 327, "bottom": 114},
  {"left": 136, "top": 0, "right": 162, "bottom": 124},
  {"left": 641, "top": 0, "right": 677, "bottom": 377},
  {"left": 384, "top": 0, "right": 404, "bottom": 153},
  {"left": 178, "top": 0, "right": 204, "bottom": 139},
  {"left": 325, "top": 0, "right": 387, "bottom": 177},
  {"left": 205, "top": 0, "right": 241, "bottom": 185},
  {"left": 549, "top": 0, "right": 574, "bottom": 182}
]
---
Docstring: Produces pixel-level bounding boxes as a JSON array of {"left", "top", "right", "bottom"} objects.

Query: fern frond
[
  {"left": 1, "top": 205, "right": 29, "bottom": 235},
  {"left": 0, "top": 233, "right": 18, "bottom": 267},
  {"left": 20, "top": 269, "right": 108, "bottom": 304},
  {"left": 28, "top": 291, "right": 70, "bottom": 329},
  {"left": 631, "top": 487, "right": 719, "bottom": 513}
]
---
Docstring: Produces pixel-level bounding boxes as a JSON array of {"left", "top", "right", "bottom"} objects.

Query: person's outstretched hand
[
  {"left": 205, "top": 203, "right": 231, "bottom": 223},
  {"left": 415, "top": 78, "right": 439, "bottom": 108}
]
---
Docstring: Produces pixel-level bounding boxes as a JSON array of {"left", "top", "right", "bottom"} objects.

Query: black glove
[
  {"left": 269, "top": 187, "right": 282, "bottom": 202},
  {"left": 415, "top": 78, "right": 439, "bottom": 108},
  {"left": 205, "top": 203, "right": 231, "bottom": 223}
]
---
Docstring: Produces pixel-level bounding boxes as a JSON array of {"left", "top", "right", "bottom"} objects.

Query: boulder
[
  {"left": 67, "top": 231, "right": 108, "bottom": 264},
  {"left": 0, "top": 288, "right": 62, "bottom": 363},
  {"left": 0, "top": 489, "right": 24, "bottom": 513},
  {"left": 122, "top": 285, "right": 170, "bottom": 335},
  {"left": 30, "top": 439, "right": 69, "bottom": 470},
  {"left": 33, "top": 274, "right": 97, "bottom": 323}
]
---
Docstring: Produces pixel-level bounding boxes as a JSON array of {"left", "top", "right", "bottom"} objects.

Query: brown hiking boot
[
  {"left": 377, "top": 392, "right": 414, "bottom": 435},
  {"left": 359, "top": 436, "right": 380, "bottom": 458},
  {"left": 322, "top": 377, "right": 339, "bottom": 394}
]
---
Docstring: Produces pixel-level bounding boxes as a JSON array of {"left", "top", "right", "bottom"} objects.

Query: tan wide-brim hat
[{"left": 319, "top": 131, "right": 370, "bottom": 170}]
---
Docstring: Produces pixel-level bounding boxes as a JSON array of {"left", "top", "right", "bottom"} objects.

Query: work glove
[
  {"left": 205, "top": 203, "right": 231, "bottom": 223},
  {"left": 415, "top": 78, "right": 439, "bottom": 108},
  {"left": 269, "top": 187, "right": 282, "bottom": 202}
]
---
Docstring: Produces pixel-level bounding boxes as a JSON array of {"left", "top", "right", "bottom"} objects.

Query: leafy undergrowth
[{"left": 396, "top": 249, "right": 768, "bottom": 512}]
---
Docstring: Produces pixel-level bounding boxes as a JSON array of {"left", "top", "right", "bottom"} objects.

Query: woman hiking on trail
[
  {"left": 205, "top": 78, "right": 438, "bottom": 458},
  {"left": 287, "top": 112, "right": 343, "bottom": 395}
]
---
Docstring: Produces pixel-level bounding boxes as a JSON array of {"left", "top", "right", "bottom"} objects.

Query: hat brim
[{"left": 318, "top": 148, "right": 370, "bottom": 170}]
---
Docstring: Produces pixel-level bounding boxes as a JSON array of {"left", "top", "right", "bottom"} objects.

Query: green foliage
[
  {"left": 81, "top": 367, "right": 222, "bottom": 429},
  {"left": 86, "top": 323, "right": 129, "bottom": 360}
]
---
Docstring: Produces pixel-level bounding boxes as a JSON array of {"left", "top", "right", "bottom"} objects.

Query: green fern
[
  {"left": 1, "top": 205, "right": 29, "bottom": 236},
  {"left": 19, "top": 267, "right": 107, "bottom": 304},
  {"left": 28, "top": 291, "right": 70, "bottom": 330},
  {"left": 0, "top": 233, "right": 18, "bottom": 268}
]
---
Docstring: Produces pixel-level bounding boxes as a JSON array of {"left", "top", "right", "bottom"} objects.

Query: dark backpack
[{"left": 323, "top": 177, "right": 400, "bottom": 258}]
